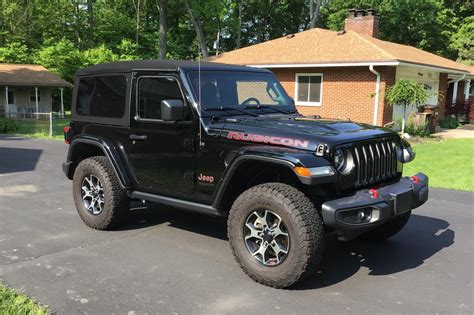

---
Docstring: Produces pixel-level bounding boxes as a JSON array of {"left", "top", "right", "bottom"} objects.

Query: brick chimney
[{"left": 344, "top": 9, "right": 379, "bottom": 38}]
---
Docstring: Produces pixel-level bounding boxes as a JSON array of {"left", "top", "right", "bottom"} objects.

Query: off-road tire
[
  {"left": 73, "top": 156, "right": 130, "bottom": 230},
  {"left": 361, "top": 211, "right": 411, "bottom": 241},
  {"left": 228, "top": 183, "right": 325, "bottom": 288}
]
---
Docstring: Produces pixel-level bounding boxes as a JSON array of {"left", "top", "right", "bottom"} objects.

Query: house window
[
  {"left": 29, "top": 89, "right": 41, "bottom": 103},
  {"left": 7, "top": 90, "right": 15, "bottom": 105},
  {"left": 295, "top": 74, "right": 323, "bottom": 106}
]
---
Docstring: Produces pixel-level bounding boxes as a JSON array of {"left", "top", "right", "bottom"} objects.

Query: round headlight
[
  {"left": 334, "top": 148, "right": 355, "bottom": 175},
  {"left": 334, "top": 149, "right": 345, "bottom": 171}
]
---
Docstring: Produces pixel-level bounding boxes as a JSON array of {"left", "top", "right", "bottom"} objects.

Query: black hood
[{"left": 211, "top": 115, "right": 398, "bottom": 152}]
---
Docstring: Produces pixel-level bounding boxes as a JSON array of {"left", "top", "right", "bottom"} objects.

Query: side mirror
[{"left": 161, "top": 99, "right": 184, "bottom": 121}]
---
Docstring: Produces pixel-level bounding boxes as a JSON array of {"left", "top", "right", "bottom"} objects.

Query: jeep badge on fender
[{"left": 63, "top": 60, "right": 428, "bottom": 288}]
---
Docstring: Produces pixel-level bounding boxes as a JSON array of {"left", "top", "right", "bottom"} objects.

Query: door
[{"left": 127, "top": 74, "right": 196, "bottom": 196}]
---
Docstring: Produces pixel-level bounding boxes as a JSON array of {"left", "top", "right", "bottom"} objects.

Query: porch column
[
  {"left": 60, "top": 87, "right": 64, "bottom": 118},
  {"left": 452, "top": 81, "right": 459, "bottom": 104},
  {"left": 35, "top": 86, "right": 39, "bottom": 115},
  {"left": 464, "top": 80, "right": 471, "bottom": 101},
  {"left": 4, "top": 86, "right": 8, "bottom": 117}
]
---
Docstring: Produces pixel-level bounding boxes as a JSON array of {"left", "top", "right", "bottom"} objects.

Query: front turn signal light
[{"left": 294, "top": 166, "right": 311, "bottom": 177}]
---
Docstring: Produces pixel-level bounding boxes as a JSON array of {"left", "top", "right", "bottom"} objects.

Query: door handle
[{"left": 130, "top": 134, "right": 147, "bottom": 140}]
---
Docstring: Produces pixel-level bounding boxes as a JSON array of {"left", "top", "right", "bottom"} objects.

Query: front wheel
[{"left": 228, "top": 183, "right": 325, "bottom": 288}]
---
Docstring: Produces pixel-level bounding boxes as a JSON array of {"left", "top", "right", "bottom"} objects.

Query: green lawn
[
  {"left": 0, "top": 283, "right": 48, "bottom": 315},
  {"left": 403, "top": 138, "right": 474, "bottom": 192},
  {"left": 15, "top": 118, "right": 69, "bottom": 140}
]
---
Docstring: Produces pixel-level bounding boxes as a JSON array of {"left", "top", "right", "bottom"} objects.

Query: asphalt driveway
[{"left": 0, "top": 135, "right": 472, "bottom": 314}]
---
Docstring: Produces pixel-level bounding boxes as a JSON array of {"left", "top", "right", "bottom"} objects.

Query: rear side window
[
  {"left": 76, "top": 76, "right": 127, "bottom": 118},
  {"left": 137, "top": 77, "right": 182, "bottom": 120}
]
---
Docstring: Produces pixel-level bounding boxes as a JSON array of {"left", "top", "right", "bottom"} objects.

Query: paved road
[{"left": 0, "top": 135, "right": 472, "bottom": 314}]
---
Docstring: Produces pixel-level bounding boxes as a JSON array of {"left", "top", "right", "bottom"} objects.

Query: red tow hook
[
  {"left": 410, "top": 175, "right": 420, "bottom": 184},
  {"left": 369, "top": 188, "right": 379, "bottom": 199}
]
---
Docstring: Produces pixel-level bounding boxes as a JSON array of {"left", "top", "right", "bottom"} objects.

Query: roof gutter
[
  {"left": 249, "top": 61, "right": 400, "bottom": 68},
  {"left": 369, "top": 65, "right": 381, "bottom": 126},
  {"left": 448, "top": 73, "right": 466, "bottom": 84}
]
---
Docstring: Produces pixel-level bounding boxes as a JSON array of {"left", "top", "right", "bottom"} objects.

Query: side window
[
  {"left": 137, "top": 77, "right": 182, "bottom": 120},
  {"left": 295, "top": 74, "right": 322, "bottom": 106},
  {"left": 76, "top": 75, "right": 127, "bottom": 118}
]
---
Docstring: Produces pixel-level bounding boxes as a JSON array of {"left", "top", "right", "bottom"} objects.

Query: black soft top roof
[{"left": 75, "top": 60, "right": 271, "bottom": 76}]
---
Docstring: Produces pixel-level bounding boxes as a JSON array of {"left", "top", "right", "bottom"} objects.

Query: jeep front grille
[{"left": 351, "top": 137, "right": 399, "bottom": 187}]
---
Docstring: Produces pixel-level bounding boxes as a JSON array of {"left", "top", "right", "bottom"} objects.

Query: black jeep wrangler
[{"left": 63, "top": 60, "right": 428, "bottom": 288}]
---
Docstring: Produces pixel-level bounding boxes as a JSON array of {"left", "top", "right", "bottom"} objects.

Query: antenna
[{"left": 198, "top": 53, "right": 204, "bottom": 149}]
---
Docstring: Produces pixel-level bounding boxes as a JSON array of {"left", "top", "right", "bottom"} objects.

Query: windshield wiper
[
  {"left": 202, "top": 106, "right": 259, "bottom": 117},
  {"left": 244, "top": 104, "right": 292, "bottom": 115}
]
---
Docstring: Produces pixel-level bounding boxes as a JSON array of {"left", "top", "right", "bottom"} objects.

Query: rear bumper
[
  {"left": 62, "top": 161, "right": 73, "bottom": 179},
  {"left": 321, "top": 172, "right": 428, "bottom": 232}
]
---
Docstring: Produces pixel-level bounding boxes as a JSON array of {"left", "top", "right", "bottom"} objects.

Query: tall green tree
[
  {"left": 450, "top": 16, "right": 474, "bottom": 65},
  {"left": 0, "top": 42, "right": 32, "bottom": 63}
]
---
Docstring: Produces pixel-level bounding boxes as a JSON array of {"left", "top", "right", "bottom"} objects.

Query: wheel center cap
[{"left": 262, "top": 230, "right": 273, "bottom": 243}]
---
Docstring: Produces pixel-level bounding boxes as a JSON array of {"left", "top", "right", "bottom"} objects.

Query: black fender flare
[
  {"left": 65, "top": 135, "right": 132, "bottom": 188},
  {"left": 211, "top": 146, "right": 334, "bottom": 210}
]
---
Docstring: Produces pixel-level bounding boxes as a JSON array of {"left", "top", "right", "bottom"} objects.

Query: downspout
[{"left": 369, "top": 65, "right": 381, "bottom": 125}]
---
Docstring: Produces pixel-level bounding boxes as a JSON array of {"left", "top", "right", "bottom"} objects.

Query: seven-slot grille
[{"left": 350, "top": 137, "right": 399, "bottom": 187}]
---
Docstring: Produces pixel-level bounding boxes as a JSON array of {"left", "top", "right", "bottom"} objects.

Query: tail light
[{"left": 64, "top": 126, "right": 72, "bottom": 144}]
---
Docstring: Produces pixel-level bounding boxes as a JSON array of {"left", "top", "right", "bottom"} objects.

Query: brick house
[
  {"left": 0, "top": 63, "right": 71, "bottom": 117},
  {"left": 211, "top": 10, "right": 473, "bottom": 126}
]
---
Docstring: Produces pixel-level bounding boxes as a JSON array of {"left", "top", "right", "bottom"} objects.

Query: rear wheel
[
  {"left": 73, "top": 156, "right": 130, "bottom": 230},
  {"left": 228, "top": 183, "right": 325, "bottom": 288},
  {"left": 361, "top": 211, "right": 411, "bottom": 241}
]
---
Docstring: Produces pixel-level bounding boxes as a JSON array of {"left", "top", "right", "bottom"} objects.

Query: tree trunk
[
  {"left": 87, "top": 0, "right": 94, "bottom": 47},
  {"left": 73, "top": 1, "right": 82, "bottom": 50},
  {"left": 158, "top": 0, "right": 168, "bottom": 59},
  {"left": 236, "top": 0, "right": 243, "bottom": 49},
  {"left": 133, "top": 0, "right": 141, "bottom": 46},
  {"left": 183, "top": 0, "right": 208, "bottom": 58},
  {"left": 401, "top": 103, "right": 407, "bottom": 136},
  {"left": 309, "top": 0, "right": 323, "bottom": 29}
]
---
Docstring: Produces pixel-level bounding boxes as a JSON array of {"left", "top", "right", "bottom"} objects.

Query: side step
[{"left": 129, "top": 191, "right": 223, "bottom": 217}]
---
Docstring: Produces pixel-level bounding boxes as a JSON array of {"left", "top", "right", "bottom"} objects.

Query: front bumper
[{"left": 321, "top": 173, "right": 428, "bottom": 233}]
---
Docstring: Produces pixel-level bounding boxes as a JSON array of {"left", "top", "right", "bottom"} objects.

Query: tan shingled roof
[
  {"left": 211, "top": 28, "right": 469, "bottom": 73},
  {"left": 0, "top": 64, "right": 71, "bottom": 87}
]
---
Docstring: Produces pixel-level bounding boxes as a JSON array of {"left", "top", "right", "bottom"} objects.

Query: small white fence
[{"left": 1, "top": 112, "right": 71, "bottom": 137}]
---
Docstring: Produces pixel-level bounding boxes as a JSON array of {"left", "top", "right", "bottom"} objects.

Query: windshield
[{"left": 187, "top": 70, "right": 296, "bottom": 112}]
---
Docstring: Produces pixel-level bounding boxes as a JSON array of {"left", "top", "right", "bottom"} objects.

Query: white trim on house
[
  {"left": 397, "top": 62, "right": 468, "bottom": 75},
  {"left": 294, "top": 73, "right": 323, "bottom": 106},
  {"left": 249, "top": 61, "right": 469, "bottom": 75},
  {"left": 251, "top": 61, "right": 399, "bottom": 69}
]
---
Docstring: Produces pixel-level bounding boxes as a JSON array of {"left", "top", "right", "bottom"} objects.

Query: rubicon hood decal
[{"left": 228, "top": 131, "right": 309, "bottom": 149}]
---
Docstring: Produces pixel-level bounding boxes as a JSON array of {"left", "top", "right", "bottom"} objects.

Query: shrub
[
  {"left": 405, "top": 122, "right": 430, "bottom": 137},
  {"left": 442, "top": 116, "right": 459, "bottom": 129},
  {"left": 0, "top": 118, "right": 20, "bottom": 133}
]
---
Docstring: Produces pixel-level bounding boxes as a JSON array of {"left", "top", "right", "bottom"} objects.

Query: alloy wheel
[
  {"left": 244, "top": 209, "right": 290, "bottom": 266},
  {"left": 81, "top": 174, "right": 105, "bottom": 215}
]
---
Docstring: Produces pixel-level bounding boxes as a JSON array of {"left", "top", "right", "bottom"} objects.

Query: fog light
[
  {"left": 337, "top": 208, "right": 374, "bottom": 224},
  {"left": 357, "top": 209, "right": 371, "bottom": 222}
]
